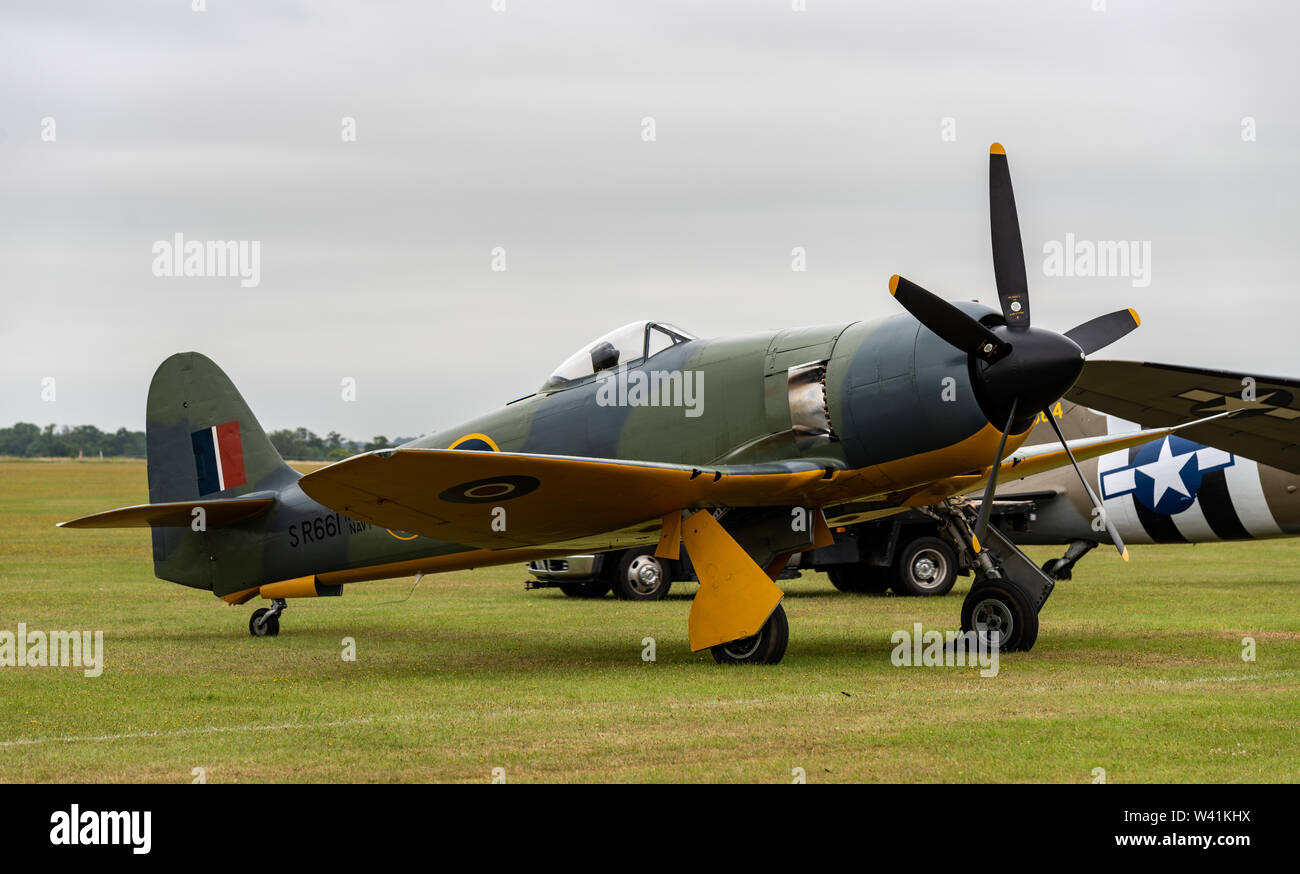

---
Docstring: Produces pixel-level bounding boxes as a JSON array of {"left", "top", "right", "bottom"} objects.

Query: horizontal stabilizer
[{"left": 58, "top": 494, "right": 277, "bottom": 529}]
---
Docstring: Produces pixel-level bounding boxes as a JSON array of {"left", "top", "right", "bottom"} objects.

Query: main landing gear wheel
[
  {"left": 710, "top": 603, "right": 789, "bottom": 665},
  {"left": 960, "top": 584, "right": 1038, "bottom": 652},
  {"left": 249, "top": 599, "right": 287, "bottom": 637},
  {"left": 559, "top": 580, "right": 612, "bottom": 598},
  {"left": 611, "top": 550, "right": 673, "bottom": 601},
  {"left": 827, "top": 564, "right": 889, "bottom": 593},
  {"left": 891, "top": 536, "right": 958, "bottom": 597}
]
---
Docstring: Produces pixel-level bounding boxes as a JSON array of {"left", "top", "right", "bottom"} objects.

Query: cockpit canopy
[{"left": 544, "top": 320, "right": 697, "bottom": 390}]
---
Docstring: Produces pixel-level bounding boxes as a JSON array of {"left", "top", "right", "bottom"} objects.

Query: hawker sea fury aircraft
[{"left": 60, "top": 144, "right": 1291, "bottom": 664}]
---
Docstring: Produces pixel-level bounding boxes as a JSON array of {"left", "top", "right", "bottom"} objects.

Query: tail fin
[
  {"left": 146, "top": 352, "right": 294, "bottom": 504},
  {"left": 144, "top": 352, "right": 298, "bottom": 590},
  {"left": 59, "top": 352, "right": 295, "bottom": 593}
]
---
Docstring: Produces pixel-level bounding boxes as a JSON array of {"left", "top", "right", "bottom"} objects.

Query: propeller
[
  {"left": 1065, "top": 308, "right": 1141, "bottom": 356},
  {"left": 890, "top": 142, "right": 1140, "bottom": 558},
  {"left": 889, "top": 275, "right": 1010, "bottom": 363},
  {"left": 989, "top": 143, "right": 1030, "bottom": 329}
]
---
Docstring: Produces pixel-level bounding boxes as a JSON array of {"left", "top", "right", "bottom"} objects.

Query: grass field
[{"left": 1, "top": 459, "right": 1297, "bottom": 783}]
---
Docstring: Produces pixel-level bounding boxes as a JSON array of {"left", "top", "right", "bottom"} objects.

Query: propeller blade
[
  {"left": 971, "top": 397, "right": 1019, "bottom": 549},
  {"left": 989, "top": 143, "right": 1030, "bottom": 329},
  {"left": 1042, "top": 409, "right": 1129, "bottom": 561},
  {"left": 1064, "top": 308, "right": 1141, "bottom": 356},
  {"left": 889, "top": 275, "right": 1011, "bottom": 363}
]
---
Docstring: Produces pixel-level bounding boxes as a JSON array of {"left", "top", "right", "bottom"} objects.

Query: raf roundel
[
  {"left": 449, "top": 432, "right": 501, "bottom": 452},
  {"left": 438, "top": 475, "right": 541, "bottom": 504}
]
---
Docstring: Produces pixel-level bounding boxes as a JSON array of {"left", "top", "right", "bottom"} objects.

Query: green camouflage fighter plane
[{"left": 61, "top": 144, "right": 1293, "bottom": 664}]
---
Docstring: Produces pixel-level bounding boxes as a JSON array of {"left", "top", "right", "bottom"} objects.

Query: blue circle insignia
[{"left": 1132, "top": 435, "right": 1204, "bottom": 515}]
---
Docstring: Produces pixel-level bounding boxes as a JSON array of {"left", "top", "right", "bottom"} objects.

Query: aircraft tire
[
  {"left": 960, "top": 583, "right": 1038, "bottom": 652},
  {"left": 711, "top": 603, "right": 788, "bottom": 665},
  {"left": 249, "top": 608, "right": 280, "bottom": 637},
  {"left": 610, "top": 550, "right": 673, "bottom": 601},
  {"left": 559, "top": 580, "right": 612, "bottom": 598},
  {"left": 827, "top": 564, "right": 890, "bottom": 593},
  {"left": 891, "top": 536, "right": 958, "bottom": 596}
]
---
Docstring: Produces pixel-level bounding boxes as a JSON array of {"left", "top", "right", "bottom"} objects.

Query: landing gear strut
[
  {"left": 922, "top": 501, "right": 1056, "bottom": 652},
  {"left": 249, "top": 599, "right": 287, "bottom": 637}
]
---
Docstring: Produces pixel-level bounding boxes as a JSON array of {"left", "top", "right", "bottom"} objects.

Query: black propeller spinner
[{"left": 889, "top": 143, "right": 1140, "bottom": 559}]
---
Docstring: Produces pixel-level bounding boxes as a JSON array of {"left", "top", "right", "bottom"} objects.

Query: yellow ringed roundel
[
  {"left": 386, "top": 433, "right": 501, "bottom": 540},
  {"left": 449, "top": 433, "right": 500, "bottom": 452}
]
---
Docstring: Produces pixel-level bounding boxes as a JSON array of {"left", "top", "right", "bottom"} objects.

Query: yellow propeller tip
[
  {"left": 971, "top": 534, "right": 981, "bottom": 553},
  {"left": 990, "top": 142, "right": 1006, "bottom": 156},
  {"left": 1128, "top": 307, "right": 1141, "bottom": 327},
  {"left": 889, "top": 274, "right": 900, "bottom": 295},
  {"left": 1121, "top": 548, "right": 1130, "bottom": 562}
]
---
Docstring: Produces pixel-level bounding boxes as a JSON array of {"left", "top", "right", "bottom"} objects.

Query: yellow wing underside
[{"left": 298, "top": 450, "right": 835, "bottom": 550}]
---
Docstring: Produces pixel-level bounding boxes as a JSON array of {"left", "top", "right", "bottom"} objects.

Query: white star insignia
[{"left": 1135, "top": 437, "right": 1194, "bottom": 505}]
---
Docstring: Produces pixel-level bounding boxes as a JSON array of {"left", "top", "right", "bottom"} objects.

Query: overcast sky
[{"left": 2, "top": 0, "right": 1298, "bottom": 440}]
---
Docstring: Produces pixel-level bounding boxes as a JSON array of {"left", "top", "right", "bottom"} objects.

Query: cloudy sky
[{"left": 2, "top": 0, "right": 1297, "bottom": 440}]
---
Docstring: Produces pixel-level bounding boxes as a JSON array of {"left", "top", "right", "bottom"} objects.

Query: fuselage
[{"left": 202, "top": 307, "right": 1028, "bottom": 597}]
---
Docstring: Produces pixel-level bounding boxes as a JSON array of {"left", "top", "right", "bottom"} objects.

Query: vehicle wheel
[
  {"left": 248, "top": 608, "right": 280, "bottom": 637},
  {"left": 610, "top": 550, "right": 673, "bottom": 601},
  {"left": 559, "top": 580, "right": 612, "bottom": 598},
  {"left": 1041, "top": 559, "right": 1071, "bottom": 582},
  {"left": 711, "top": 604, "right": 788, "bottom": 665},
  {"left": 827, "top": 564, "right": 890, "bottom": 593},
  {"left": 891, "top": 536, "right": 958, "bottom": 596},
  {"left": 960, "top": 583, "right": 1038, "bottom": 652}
]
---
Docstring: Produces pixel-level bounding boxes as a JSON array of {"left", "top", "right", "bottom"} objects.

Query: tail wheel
[
  {"left": 827, "top": 564, "right": 889, "bottom": 593},
  {"left": 248, "top": 607, "right": 280, "bottom": 637},
  {"left": 891, "top": 536, "right": 958, "bottom": 596},
  {"left": 1041, "top": 559, "right": 1071, "bottom": 582},
  {"left": 960, "top": 583, "right": 1038, "bottom": 652},
  {"left": 711, "top": 604, "right": 788, "bottom": 665},
  {"left": 610, "top": 550, "right": 673, "bottom": 601}
]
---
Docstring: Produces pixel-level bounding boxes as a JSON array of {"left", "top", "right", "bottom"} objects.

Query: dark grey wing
[{"left": 1066, "top": 360, "right": 1300, "bottom": 473}]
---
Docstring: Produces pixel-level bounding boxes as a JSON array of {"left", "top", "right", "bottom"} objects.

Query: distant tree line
[
  {"left": 0, "top": 423, "right": 411, "bottom": 460},
  {"left": 0, "top": 423, "right": 146, "bottom": 458},
  {"left": 265, "top": 428, "right": 410, "bottom": 461}
]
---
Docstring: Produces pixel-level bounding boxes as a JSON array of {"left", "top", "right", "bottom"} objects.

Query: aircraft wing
[
  {"left": 298, "top": 449, "right": 835, "bottom": 548},
  {"left": 1066, "top": 360, "right": 1300, "bottom": 474},
  {"left": 302, "top": 419, "right": 1238, "bottom": 545}
]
